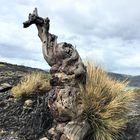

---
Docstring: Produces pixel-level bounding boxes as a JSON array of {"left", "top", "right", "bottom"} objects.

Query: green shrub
[
  {"left": 133, "top": 88, "right": 140, "bottom": 94},
  {"left": 80, "top": 62, "right": 136, "bottom": 140},
  {"left": 11, "top": 72, "right": 50, "bottom": 98}
]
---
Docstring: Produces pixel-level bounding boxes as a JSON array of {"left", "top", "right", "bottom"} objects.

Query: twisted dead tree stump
[{"left": 23, "top": 8, "right": 90, "bottom": 140}]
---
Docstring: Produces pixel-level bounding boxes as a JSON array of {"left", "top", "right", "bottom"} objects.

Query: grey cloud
[
  {"left": 0, "top": 43, "right": 40, "bottom": 61},
  {"left": 50, "top": 0, "right": 140, "bottom": 41},
  {"left": 0, "top": 0, "right": 140, "bottom": 75}
]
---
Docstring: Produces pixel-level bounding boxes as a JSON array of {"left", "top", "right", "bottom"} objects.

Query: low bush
[
  {"left": 11, "top": 72, "right": 50, "bottom": 98},
  {"left": 80, "top": 62, "right": 136, "bottom": 140},
  {"left": 133, "top": 88, "right": 140, "bottom": 94}
]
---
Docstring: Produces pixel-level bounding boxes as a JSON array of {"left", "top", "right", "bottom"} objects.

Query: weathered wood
[
  {"left": 63, "top": 120, "right": 91, "bottom": 140},
  {"left": 23, "top": 8, "right": 88, "bottom": 140}
]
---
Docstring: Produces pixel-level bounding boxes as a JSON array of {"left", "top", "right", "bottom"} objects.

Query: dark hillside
[
  {"left": 108, "top": 72, "right": 140, "bottom": 87},
  {"left": 0, "top": 62, "right": 139, "bottom": 88},
  {"left": 0, "top": 62, "right": 48, "bottom": 91}
]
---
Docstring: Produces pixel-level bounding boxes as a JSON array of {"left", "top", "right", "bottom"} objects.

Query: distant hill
[
  {"left": 108, "top": 72, "right": 131, "bottom": 81},
  {"left": 0, "top": 62, "right": 48, "bottom": 88},
  {"left": 108, "top": 72, "right": 140, "bottom": 87},
  {"left": 128, "top": 75, "right": 140, "bottom": 87},
  {"left": 0, "top": 62, "right": 139, "bottom": 87}
]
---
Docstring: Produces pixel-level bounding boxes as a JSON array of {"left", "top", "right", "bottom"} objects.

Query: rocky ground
[
  {"left": 0, "top": 62, "right": 52, "bottom": 140},
  {"left": 122, "top": 92, "right": 140, "bottom": 140},
  {"left": 0, "top": 62, "right": 140, "bottom": 140}
]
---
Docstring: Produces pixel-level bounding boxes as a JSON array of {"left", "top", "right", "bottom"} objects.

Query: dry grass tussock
[
  {"left": 12, "top": 72, "right": 50, "bottom": 98},
  {"left": 80, "top": 62, "right": 136, "bottom": 140}
]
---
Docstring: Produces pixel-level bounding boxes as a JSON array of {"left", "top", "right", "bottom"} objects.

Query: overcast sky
[{"left": 0, "top": 0, "right": 140, "bottom": 75}]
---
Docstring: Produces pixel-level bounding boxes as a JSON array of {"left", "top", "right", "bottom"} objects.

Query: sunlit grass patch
[
  {"left": 0, "top": 64, "right": 5, "bottom": 67},
  {"left": 11, "top": 72, "right": 50, "bottom": 98}
]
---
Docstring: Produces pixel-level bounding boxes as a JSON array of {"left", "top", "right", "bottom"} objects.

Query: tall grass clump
[
  {"left": 12, "top": 72, "right": 50, "bottom": 98},
  {"left": 80, "top": 62, "right": 136, "bottom": 140}
]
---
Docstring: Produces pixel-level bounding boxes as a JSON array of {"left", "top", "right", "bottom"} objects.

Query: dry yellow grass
[
  {"left": 11, "top": 72, "right": 50, "bottom": 98},
  {"left": 80, "top": 62, "right": 136, "bottom": 140}
]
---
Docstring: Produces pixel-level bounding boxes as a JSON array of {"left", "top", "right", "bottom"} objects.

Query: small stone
[
  {"left": 48, "top": 127, "right": 55, "bottom": 135},
  {"left": 0, "top": 129, "right": 7, "bottom": 135},
  {"left": 11, "top": 131, "right": 14, "bottom": 134},
  {"left": 24, "top": 99, "right": 33, "bottom": 107},
  {"left": 0, "top": 83, "right": 12, "bottom": 92},
  {"left": 39, "top": 137, "right": 48, "bottom": 140},
  {"left": 1, "top": 83, "right": 12, "bottom": 87}
]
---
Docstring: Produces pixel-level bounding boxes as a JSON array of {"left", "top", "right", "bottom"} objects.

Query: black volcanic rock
[
  {"left": 120, "top": 92, "right": 140, "bottom": 140},
  {"left": 0, "top": 62, "right": 51, "bottom": 140},
  {"left": 0, "top": 91, "right": 53, "bottom": 140}
]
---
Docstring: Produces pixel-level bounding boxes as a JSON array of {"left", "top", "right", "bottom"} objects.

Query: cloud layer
[{"left": 0, "top": 0, "right": 140, "bottom": 75}]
